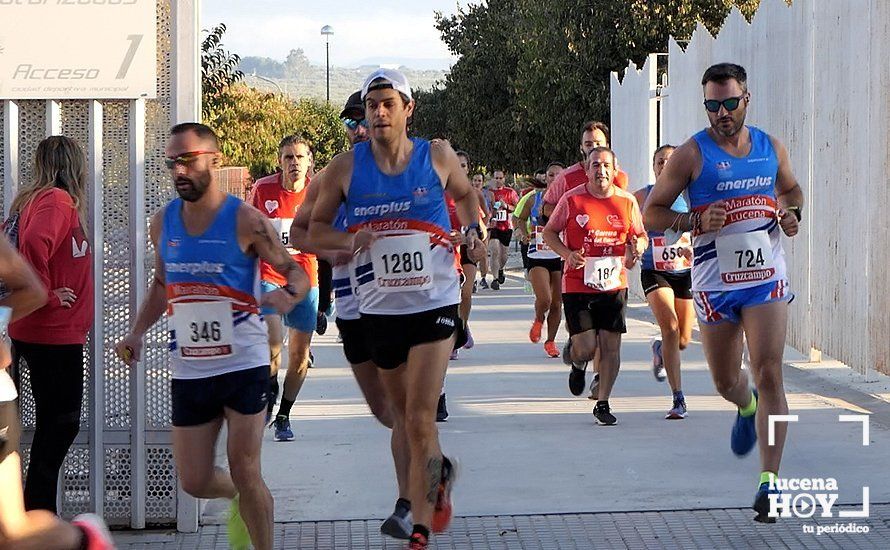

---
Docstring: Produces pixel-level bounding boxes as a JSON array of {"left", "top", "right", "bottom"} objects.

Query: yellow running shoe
[{"left": 227, "top": 495, "right": 250, "bottom": 550}]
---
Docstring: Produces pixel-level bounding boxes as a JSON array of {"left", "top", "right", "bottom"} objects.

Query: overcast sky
[{"left": 201, "top": 0, "right": 462, "bottom": 67}]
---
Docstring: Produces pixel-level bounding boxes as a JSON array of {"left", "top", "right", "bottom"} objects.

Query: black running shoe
[
  {"left": 436, "top": 393, "right": 449, "bottom": 422},
  {"left": 497, "top": 270, "right": 506, "bottom": 284},
  {"left": 316, "top": 312, "right": 328, "bottom": 335},
  {"left": 307, "top": 351, "right": 314, "bottom": 368},
  {"left": 593, "top": 401, "right": 617, "bottom": 425},
  {"left": 490, "top": 279, "right": 500, "bottom": 290},
  {"left": 753, "top": 482, "right": 780, "bottom": 523}
]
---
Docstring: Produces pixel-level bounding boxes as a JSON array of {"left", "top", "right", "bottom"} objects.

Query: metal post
[
  {"left": 128, "top": 98, "right": 147, "bottom": 529},
  {"left": 3, "top": 101, "right": 19, "bottom": 217},
  {"left": 87, "top": 99, "right": 105, "bottom": 517},
  {"left": 46, "top": 100, "right": 61, "bottom": 136},
  {"left": 326, "top": 39, "right": 330, "bottom": 104}
]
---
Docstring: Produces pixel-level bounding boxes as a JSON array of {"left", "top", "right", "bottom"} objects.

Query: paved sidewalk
[
  {"left": 112, "top": 504, "right": 890, "bottom": 549},
  {"left": 113, "top": 259, "right": 890, "bottom": 548}
]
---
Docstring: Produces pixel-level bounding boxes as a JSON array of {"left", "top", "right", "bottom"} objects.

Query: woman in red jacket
[{"left": 7, "top": 136, "right": 94, "bottom": 513}]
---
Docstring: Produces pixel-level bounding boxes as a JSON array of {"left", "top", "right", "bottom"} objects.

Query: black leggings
[
  {"left": 12, "top": 340, "right": 84, "bottom": 513},
  {"left": 317, "top": 259, "right": 333, "bottom": 315}
]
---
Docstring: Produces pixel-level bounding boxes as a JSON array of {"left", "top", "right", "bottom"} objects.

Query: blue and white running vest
[
  {"left": 331, "top": 204, "right": 361, "bottom": 321},
  {"left": 160, "top": 195, "right": 268, "bottom": 379},
  {"left": 347, "top": 138, "right": 460, "bottom": 315},
  {"left": 527, "top": 191, "right": 560, "bottom": 260},
  {"left": 688, "top": 126, "right": 787, "bottom": 291}
]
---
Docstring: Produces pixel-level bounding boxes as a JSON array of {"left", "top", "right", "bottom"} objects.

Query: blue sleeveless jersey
[
  {"left": 527, "top": 190, "right": 559, "bottom": 260},
  {"left": 331, "top": 204, "right": 361, "bottom": 321},
  {"left": 346, "top": 138, "right": 459, "bottom": 314},
  {"left": 687, "top": 126, "right": 787, "bottom": 291},
  {"left": 640, "top": 185, "right": 691, "bottom": 272},
  {"left": 160, "top": 195, "right": 268, "bottom": 378}
]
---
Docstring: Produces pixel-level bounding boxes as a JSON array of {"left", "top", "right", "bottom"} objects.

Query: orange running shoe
[
  {"left": 544, "top": 340, "right": 559, "bottom": 358},
  {"left": 529, "top": 319, "right": 543, "bottom": 343},
  {"left": 431, "top": 456, "right": 457, "bottom": 533}
]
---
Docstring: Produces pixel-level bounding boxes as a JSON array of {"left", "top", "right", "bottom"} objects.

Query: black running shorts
[
  {"left": 640, "top": 269, "right": 693, "bottom": 300},
  {"left": 562, "top": 290, "right": 628, "bottom": 335},
  {"left": 171, "top": 365, "right": 270, "bottom": 427},
  {"left": 520, "top": 242, "right": 530, "bottom": 270},
  {"left": 0, "top": 400, "right": 20, "bottom": 462},
  {"left": 459, "top": 244, "right": 477, "bottom": 267},
  {"left": 489, "top": 228, "right": 513, "bottom": 247},
  {"left": 527, "top": 257, "right": 563, "bottom": 274},
  {"left": 362, "top": 304, "right": 460, "bottom": 370},
  {"left": 336, "top": 317, "right": 373, "bottom": 365}
]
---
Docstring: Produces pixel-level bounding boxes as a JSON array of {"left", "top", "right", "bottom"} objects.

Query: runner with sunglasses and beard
[{"left": 643, "top": 63, "right": 803, "bottom": 521}]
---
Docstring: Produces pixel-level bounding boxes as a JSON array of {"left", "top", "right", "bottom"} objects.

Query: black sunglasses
[
  {"left": 342, "top": 118, "right": 369, "bottom": 130},
  {"left": 703, "top": 95, "right": 746, "bottom": 113}
]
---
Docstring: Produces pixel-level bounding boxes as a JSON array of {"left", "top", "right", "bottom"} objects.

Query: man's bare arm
[
  {"left": 308, "top": 152, "right": 358, "bottom": 252},
  {"left": 432, "top": 141, "right": 480, "bottom": 229},
  {"left": 290, "top": 171, "right": 323, "bottom": 253},
  {"left": 242, "top": 206, "right": 310, "bottom": 301},
  {"left": 0, "top": 234, "right": 47, "bottom": 321}
]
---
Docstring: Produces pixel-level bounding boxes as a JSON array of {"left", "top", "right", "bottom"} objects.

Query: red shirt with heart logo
[
  {"left": 250, "top": 173, "right": 318, "bottom": 287},
  {"left": 545, "top": 183, "right": 644, "bottom": 294}
]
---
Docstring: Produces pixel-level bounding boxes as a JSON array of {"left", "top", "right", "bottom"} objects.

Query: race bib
[
  {"left": 652, "top": 233, "right": 691, "bottom": 271},
  {"left": 370, "top": 234, "right": 433, "bottom": 293},
  {"left": 583, "top": 256, "right": 623, "bottom": 291},
  {"left": 715, "top": 230, "right": 775, "bottom": 284},
  {"left": 271, "top": 218, "right": 296, "bottom": 252},
  {"left": 494, "top": 209, "right": 508, "bottom": 222},
  {"left": 534, "top": 226, "right": 550, "bottom": 251},
  {"left": 172, "top": 301, "right": 235, "bottom": 360}
]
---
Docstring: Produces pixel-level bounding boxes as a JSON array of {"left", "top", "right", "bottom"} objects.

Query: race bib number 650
[{"left": 370, "top": 234, "right": 433, "bottom": 293}]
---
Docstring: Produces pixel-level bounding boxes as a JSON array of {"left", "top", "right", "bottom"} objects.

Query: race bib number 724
[{"left": 715, "top": 230, "right": 775, "bottom": 284}]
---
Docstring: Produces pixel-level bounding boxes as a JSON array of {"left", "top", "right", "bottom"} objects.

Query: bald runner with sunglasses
[
  {"left": 643, "top": 63, "right": 803, "bottom": 522},
  {"left": 116, "top": 123, "right": 310, "bottom": 550}
]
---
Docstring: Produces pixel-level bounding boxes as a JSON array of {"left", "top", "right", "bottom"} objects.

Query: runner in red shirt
[
  {"left": 543, "top": 147, "right": 647, "bottom": 426},
  {"left": 486, "top": 170, "right": 519, "bottom": 290},
  {"left": 250, "top": 135, "right": 319, "bottom": 439}
]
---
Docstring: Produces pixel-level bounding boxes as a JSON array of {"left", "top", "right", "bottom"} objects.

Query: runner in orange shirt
[
  {"left": 543, "top": 147, "right": 647, "bottom": 425},
  {"left": 250, "top": 135, "right": 319, "bottom": 441}
]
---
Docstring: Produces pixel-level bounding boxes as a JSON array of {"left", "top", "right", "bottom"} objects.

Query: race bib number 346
[
  {"left": 370, "top": 234, "right": 433, "bottom": 293},
  {"left": 172, "top": 301, "right": 235, "bottom": 360},
  {"left": 715, "top": 230, "right": 775, "bottom": 284}
]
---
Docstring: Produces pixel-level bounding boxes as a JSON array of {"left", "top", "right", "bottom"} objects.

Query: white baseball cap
[{"left": 360, "top": 68, "right": 413, "bottom": 101}]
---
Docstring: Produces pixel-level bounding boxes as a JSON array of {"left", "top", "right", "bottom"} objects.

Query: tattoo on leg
[{"left": 425, "top": 456, "right": 443, "bottom": 504}]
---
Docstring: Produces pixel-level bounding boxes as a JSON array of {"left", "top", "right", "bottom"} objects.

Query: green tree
[
  {"left": 204, "top": 85, "right": 349, "bottom": 179},
  {"left": 424, "top": 1, "right": 762, "bottom": 172},
  {"left": 201, "top": 23, "right": 244, "bottom": 121}
]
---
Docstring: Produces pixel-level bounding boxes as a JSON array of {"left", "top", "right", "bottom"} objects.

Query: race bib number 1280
[{"left": 370, "top": 234, "right": 434, "bottom": 293}]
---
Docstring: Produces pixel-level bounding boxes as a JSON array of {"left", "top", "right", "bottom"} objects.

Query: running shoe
[
  {"left": 544, "top": 340, "right": 559, "bottom": 358},
  {"left": 336, "top": 333, "right": 343, "bottom": 343},
  {"left": 731, "top": 389, "right": 758, "bottom": 456},
  {"left": 497, "top": 270, "right": 506, "bottom": 284},
  {"left": 226, "top": 495, "right": 251, "bottom": 550},
  {"left": 665, "top": 396, "right": 687, "bottom": 419},
  {"left": 464, "top": 326, "right": 475, "bottom": 349},
  {"left": 71, "top": 514, "right": 114, "bottom": 550},
  {"left": 436, "top": 393, "right": 449, "bottom": 422},
  {"left": 568, "top": 365, "right": 586, "bottom": 397},
  {"left": 272, "top": 415, "right": 294, "bottom": 442},
  {"left": 753, "top": 481, "right": 781, "bottom": 523},
  {"left": 316, "top": 312, "right": 328, "bottom": 335},
  {"left": 490, "top": 279, "right": 500, "bottom": 290},
  {"left": 450, "top": 348, "right": 459, "bottom": 360},
  {"left": 472, "top": 281, "right": 477, "bottom": 293},
  {"left": 380, "top": 500, "right": 413, "bottom": 539},
  {"left": 587, "top": 373, "right": 600, "bottom": 401},
  {"left": 431, "top": 456, "right": 457, "bottom": 533},
  {"left": 529, "top": 319, "right": 543, "bottom": 343},
  {"left": 651, "top": 338, "right": 666, "bottom": 382},
  {"left": 479, "top": 278, "right": 489, "bottom": 290},
  {"left": 593, "top": 401, "right": 617, "bottom": 425},
  {"left": 408, "top": 532, "right": 429, "bottom": 549},
  {"left": 308, "top": 350, "right": 314, "bottom": 368}
]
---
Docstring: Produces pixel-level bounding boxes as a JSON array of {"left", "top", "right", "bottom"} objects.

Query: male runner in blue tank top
[
  {"left": 644, "top": 64, "right": 803, "bottom": 522},
  {"left": 115, "top": 123, "right": 310, "bottom": 550},
  {"left": 308, "top": 69, "right": 484, "bottom": 550}
]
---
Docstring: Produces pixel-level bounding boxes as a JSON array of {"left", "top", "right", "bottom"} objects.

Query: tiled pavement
[{"left": 113, "top": 504, "right": 890, "bottom": 549}]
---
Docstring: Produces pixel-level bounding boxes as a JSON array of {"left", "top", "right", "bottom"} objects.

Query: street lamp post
[{"left": 321, "top": 25, "right": 334, "bottom": 104}]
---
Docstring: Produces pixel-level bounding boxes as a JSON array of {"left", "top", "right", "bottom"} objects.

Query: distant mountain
[{"left": 348, "top": 57, "right": 455, "bottom": 71}]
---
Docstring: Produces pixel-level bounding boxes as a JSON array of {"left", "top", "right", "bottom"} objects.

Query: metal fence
[
  {"left": 1, "top": 0, "right": 200, "bottom": 530},
  {"left": 610, "top": 0, "right": 890, "bottom": 376}
]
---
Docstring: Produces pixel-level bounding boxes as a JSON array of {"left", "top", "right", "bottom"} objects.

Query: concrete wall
[{"left": 610, "top": 0, "right": 890, "bottom": 375}]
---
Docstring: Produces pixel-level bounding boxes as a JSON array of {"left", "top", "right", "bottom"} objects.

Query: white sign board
[{"left": 0, "top": 0, "right": 157, "bottom": 99}]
